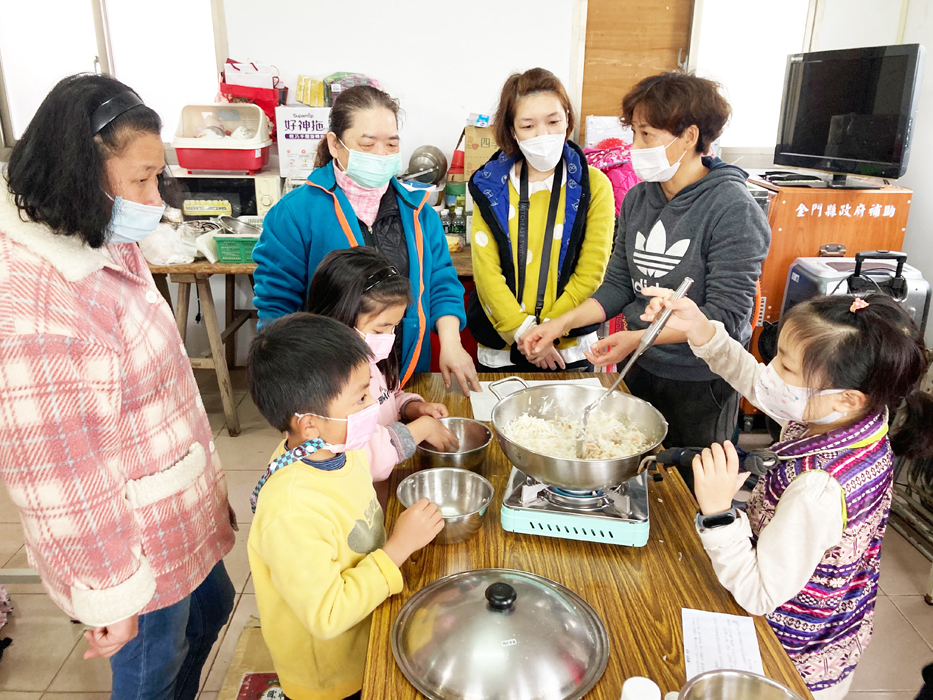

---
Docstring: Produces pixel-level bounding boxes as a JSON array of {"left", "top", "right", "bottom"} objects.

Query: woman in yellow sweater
[{"left": 468, "top": 67, "right": 615, "bottom": 372}]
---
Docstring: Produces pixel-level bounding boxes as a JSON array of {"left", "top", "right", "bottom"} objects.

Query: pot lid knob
[{"left": 485, "top": 582, "right": 517, "bottom": 611}]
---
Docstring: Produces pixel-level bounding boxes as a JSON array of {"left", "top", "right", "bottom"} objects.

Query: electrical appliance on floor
[{"left": 782, "top": 250, "right": 930, "bottom": 334}]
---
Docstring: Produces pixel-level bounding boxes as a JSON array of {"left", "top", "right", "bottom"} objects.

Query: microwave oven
[{"left": 170, "top": 166, "right": 282, "bottom": 220}]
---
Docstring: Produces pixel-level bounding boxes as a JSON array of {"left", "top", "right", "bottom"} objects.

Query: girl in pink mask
[
  {"left": 642, "top": 288, "right": 933, "bottom": 699},
  {"left": 308, "top": 247, "right": 458, "bottom": 506}
]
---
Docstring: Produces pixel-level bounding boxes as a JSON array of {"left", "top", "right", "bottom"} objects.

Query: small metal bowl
[
  {"left": 414, "top": 417, "right": 492, "bottom": 473},
  {"left": 396, "top": 468, "right": 494, "bottom": 544}
]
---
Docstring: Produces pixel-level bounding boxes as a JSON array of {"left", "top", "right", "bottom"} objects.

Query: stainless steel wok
[{"left": 489, "top": 377, "right": 668, "bottom": 491}]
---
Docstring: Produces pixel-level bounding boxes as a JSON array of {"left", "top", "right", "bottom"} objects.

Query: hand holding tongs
[{"left": 576, "top": 277, "right": 694, "bottom": 458}]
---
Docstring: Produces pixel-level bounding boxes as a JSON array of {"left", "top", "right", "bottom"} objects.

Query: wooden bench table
[
  {"left": 149, "top": 261, "right": 257, "bottom": 436},
  {"left": 363, "top": 373, "right": 812, "bottom": 698}
]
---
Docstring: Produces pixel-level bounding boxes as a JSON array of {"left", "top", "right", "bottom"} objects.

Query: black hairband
[
  {"left": 90, "top": 91, "right": 144, "bottom": 135},
  {"left": 363, "top": 266, "right": 400, "bottom": 292}
]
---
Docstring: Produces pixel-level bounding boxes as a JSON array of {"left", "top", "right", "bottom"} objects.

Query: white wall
[
  {"left": 808, "top": 0, "right": 932, "bottom": 346},
  {"left": 812, "top": 0, "right": 902, "bottom": 51},
  {"left": 804, "top": 0, "right": 932, "bottom": 346},
  {"left": 899, "top": 0, "right": 933, "bottom": 346},
  {"left": 223, "top": 0, "right": 577, "bottom": 166},
  {"left": 178, "top": 0, "right": 579, "bottom": 365},
  {"left": 711, "top": 0, "right": 932, "bottom": 346},
  {"left": 692, "top": 0, "right": 811, "bottom": 148},
  {"left": 183, "top": 0, "right": 933, "bottom": 361}
]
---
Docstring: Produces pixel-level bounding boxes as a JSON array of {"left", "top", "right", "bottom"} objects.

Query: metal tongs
[{"left": 576, "top": 277, "right": 694, "bottom": 457}]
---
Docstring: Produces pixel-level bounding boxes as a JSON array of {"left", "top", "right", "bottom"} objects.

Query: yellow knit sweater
[
  {"left": 247, "top": 443, "right": 403, "bottom": 700},
  {"left": 471, "top": 164, "right": 615, "bottom": 349}
]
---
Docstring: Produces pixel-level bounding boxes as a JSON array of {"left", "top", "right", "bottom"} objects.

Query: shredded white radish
[{"left": 503, "top": 411, "right": 651, "bottom": 460}]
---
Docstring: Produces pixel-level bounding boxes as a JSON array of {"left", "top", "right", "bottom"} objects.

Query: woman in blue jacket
[{"left": 252, "top": 86, "right": 478, "bottom": 394}]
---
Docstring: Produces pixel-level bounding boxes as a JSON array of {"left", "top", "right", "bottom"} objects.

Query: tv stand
[
  {"left": 742, "top": 176, "right": 911, "bottom": 417},
  {"left": 827, "top": 173, "right": 884, "bottom": 190}
]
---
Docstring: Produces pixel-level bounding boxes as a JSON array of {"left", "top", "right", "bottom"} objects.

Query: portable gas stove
[{"left": 500, "top": 466, "right": 650, "bottom": 546}]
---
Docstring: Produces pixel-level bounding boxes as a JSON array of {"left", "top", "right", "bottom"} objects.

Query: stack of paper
[{"left": 682, "top": 608, "right": 764, "bottom": 679}]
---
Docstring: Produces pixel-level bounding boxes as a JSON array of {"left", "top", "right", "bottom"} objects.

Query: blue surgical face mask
[
  {"left": 338, "top": 138, "right": 402, "bottom": 189},
  {"left": 106, "top": 193, "right": 166, "bottom": 243}
]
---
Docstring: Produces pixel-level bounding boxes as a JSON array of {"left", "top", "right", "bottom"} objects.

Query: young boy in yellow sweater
[{"left": 245, "top": 314, "right": 444, "bottom": 700}]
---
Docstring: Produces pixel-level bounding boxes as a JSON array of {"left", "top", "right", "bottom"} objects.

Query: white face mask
[
  {"left": 517, "top": 133, "right": 565, "bottom": 172},
  {"left": 630, "top": 137, "right": 687, "bottom": 183},
  {"left": 754, "top": 363, "right": 847, "bottom": 425}
]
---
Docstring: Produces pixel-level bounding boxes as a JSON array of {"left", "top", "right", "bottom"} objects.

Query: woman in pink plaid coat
[{"left": 0, "top": 75, "right": 236, "bottom": 700}]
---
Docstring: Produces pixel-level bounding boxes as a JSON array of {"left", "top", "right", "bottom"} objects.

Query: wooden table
[
  {"left": 149, "top": 262, "right": 257, "bottom": 436},
  {"left": 448, "top": 248, "right": 473, "bottom": 279},
  {"left": 363, "top": 373, "right": 812, "bottom": 699}
]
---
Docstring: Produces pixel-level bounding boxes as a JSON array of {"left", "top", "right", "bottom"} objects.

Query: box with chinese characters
[
  {"left": 464, "top": 126, "right": 498, "bottom": 179},
  {"left": 275, "top": 107, "right": 331, "bottom": 178}
]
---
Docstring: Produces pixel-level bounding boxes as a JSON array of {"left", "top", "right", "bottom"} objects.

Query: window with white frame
[
  {"left": 0, "top": 0, "right": 219, "bottom": 143},
  {"left": 691, "top": 0, "right": 813, "bottom": 148},
  {"left": 0, "top": 1, "right": 101, "bottom": 140}
]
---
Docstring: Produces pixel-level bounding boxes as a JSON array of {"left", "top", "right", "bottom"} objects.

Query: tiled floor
[{"left": 0, "top": 368, "right": 930, "bottom": 698}]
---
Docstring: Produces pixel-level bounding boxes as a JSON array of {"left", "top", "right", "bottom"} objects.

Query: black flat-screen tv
[{"left": 774, "top": 44, "right": 925, "bottom": 185}]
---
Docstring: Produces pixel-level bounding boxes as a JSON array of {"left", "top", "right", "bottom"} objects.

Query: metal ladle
[{"left": 576, "top": 277, "right": 694, "bottom": 458}]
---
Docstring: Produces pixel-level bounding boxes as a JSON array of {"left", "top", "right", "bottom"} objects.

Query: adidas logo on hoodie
[{"left": 633, "top": 220, "right": 690, "bottom": 278}]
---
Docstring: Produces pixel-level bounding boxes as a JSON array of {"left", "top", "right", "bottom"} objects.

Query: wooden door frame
[{"left": 569, "top": 0, "right": 589, "bottom": 143}]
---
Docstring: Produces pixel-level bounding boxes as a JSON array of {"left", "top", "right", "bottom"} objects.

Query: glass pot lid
[{"left": 391, "top": 568, "right": 609, "bottom": 700}]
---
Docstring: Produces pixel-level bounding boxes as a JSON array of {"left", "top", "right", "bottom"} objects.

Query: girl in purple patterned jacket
[{"left": 640, "top": 290, "right": 932, "bottom": 699}]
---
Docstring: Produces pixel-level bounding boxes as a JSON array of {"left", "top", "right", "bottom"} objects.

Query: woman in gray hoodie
[{"left": 523, "top": 73, "right": 771, "bottom": 492}]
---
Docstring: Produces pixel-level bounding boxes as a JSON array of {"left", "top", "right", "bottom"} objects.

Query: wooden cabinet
[
  {"left": 744, "top": 178, "right": 912, "bottom": 414},
  {"left": 751, "top": 179, "right": 911, "bottom": 334}
]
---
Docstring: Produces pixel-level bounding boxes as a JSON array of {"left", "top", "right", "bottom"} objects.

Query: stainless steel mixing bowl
[
  {"left": 414, "top": 417, "right": 492, "bottom": 472},
  {"left": 679, "top": 670, "right": 807, "bottom": 700},
  {"left": 489, "top": 378, "right": 668, "bottom": 491},
  {"left": 396, "top": 468, "right": 494, "bottom": 544}
]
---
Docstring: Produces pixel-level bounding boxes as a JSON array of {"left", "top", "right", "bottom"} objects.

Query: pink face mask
[
  {"left": 357, "top": 329, "right": 396, "bottom": 362},
  {"left": 295, "top": 401, "right": 380, "bottom": 453}
]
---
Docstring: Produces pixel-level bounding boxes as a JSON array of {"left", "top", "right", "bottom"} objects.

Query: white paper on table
[
  {"left": 681, "top": 608, "right": 764, "bottom": 680},
  {"left": 469, "top": 378, "right": 603, "bottom": 422}
]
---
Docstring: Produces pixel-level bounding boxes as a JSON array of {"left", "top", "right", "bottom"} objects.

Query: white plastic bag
[
  {"left": 196, "top": 231, "right": 219, "bottom": 263},
  {"left": 139, "top": 223, "right": 196, "bottom": 265},
  {"left": 223, "top": 59, "right": 276, "bottom": 89}
]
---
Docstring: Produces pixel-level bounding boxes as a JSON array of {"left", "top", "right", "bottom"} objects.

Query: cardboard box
[
  {"left": 275, "top": 106, "right": 331, "bottom": 178},
  {"left": 464, "top": 125, "right": 498, "bottom": 179}
]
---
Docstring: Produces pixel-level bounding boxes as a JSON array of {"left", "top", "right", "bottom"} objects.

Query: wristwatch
[{"left": 696, "top": 507, "right": 739, "bottom": 530}]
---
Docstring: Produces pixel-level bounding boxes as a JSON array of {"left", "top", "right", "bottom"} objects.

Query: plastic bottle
[
  {"left": 620, "top": 677, "right": 662, "bottom": 700},
  {"left": 440, "top": 208, "right": 451, "bottom": 234},
  {"left": 452, "top": 206, "right": 466, "bottom": 234}
]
